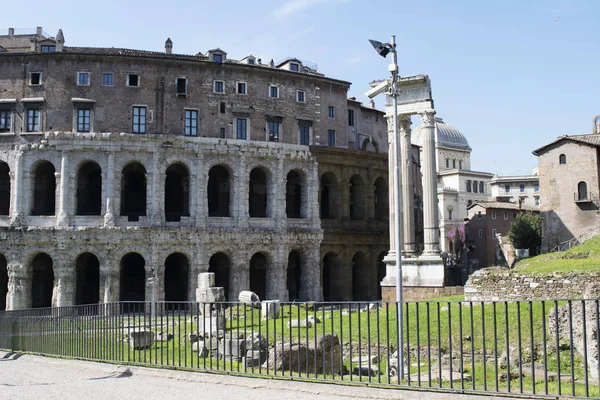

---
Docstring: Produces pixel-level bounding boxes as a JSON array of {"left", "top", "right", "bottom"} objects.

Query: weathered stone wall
[
  {"left": 465, "top": 267, "right": 600, "bottom": 301},
  {"left": 382, "top": 286, "right": 464, "bottom": 302}
]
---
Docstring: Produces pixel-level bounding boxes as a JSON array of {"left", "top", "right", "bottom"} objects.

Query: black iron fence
[{"left": 0, "top": 298, "right": 599, "bottom": 398}]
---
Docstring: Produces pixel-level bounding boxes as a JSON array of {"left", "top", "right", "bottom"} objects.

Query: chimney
[
  {"left": 36, "top": 26, "right": 43, "bottom": 38},
  {"left": 597, "top": 121, "right": 600, "bottom": 134},
  {"left": 56, "top": 29, "right": 64, "bottom": 52},
  {"left": 369, "top": 99, "right": 375, "bottom": 108},
  {"left": 165, "top": 37, "right": 173, "bottom": 55},
  {"left": 269, "top": 59, "right": 274, "bottom": 67},
  {"left": 257, "top": 58, "right": 262, "bottom": 64},
  {"left": 8, "top": 28, "right": 14, "bottom": 37}
]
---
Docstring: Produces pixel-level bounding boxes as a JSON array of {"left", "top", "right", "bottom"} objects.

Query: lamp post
[
  {"left": 148, "top": 267, "right": 156, "bottom": 325},
  {"left": 369, "top": 35, "right": 404, "bottom": 379}
]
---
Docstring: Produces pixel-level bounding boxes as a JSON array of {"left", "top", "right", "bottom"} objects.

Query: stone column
[
  {"left": 56, "top": 151, "right": 69, "bottom": 227},
  {"left": 6, "top": 262, "right": 29, "bottom": 310},
  {"left": 229, "top": 254, "right": 249, "bottom": 301},
  {"left": 419, "top": 109, "right": 440, "bottom": 255},
  {"left": 195, "top": 152, "right": 206, "bottom": 228},
  {"left": 11, "top": 151, "right": 24, "bottom": 226},
  {"left": 400, "top": 116, "right": 416, "bottom": 255},
  {"left": 274, "top": 156, "right": 285, "bottom": 228},
  {"left": 103, "top": 152, "right": 115, "bottom": 226},
  {"left": 309, "top": 163, "right": 320, "bottom": 229},
  {"left": 52, "top": 263, "right": 75, "bottom": 307},
  {"left": 384, "top": 115, "right": 398, "bottom": 253},
  {"left": 150, "top": 151, "right": 161, "bottom": 225},
  {"left": 236, "top": 155, "right": 248, "bottom": 226},
  {"left": 303, "top": 245, "right": 322, "bottom": 301},
  {"left": 100, "top": 256, "right": 119, "bottom": 304},
  {"left": 266, "top": 244, "right": 286, "bottom": 301}
]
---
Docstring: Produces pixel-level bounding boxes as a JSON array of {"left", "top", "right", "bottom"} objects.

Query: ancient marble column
[
  {"left": 384, "top": 115, "right": 398, "bottom": 253},
  {"left": 309, "top": 164, "right": 320, "bottom": 229},
  {"left": 100, "top": 258, "right": 119, "bottom": 304},
  {"left": 274, "top": 156, "right": 285, "bottom": 228},
  {"left": 419, "top": 109, "right": 440, "bottom": 255},
  {"left": 103, "top": 152, "right": 115, "bottom": 226},
  {"left": 150, "top": 150, "right": 161, "bottom": 225},
  {"left": 53, "top": 264, "right": 75, "bottom": 307},
  {"left": 265, "top": 244, "right": 286, "bottom": 300},
  {"left": 6, "top": 262, "right": 29, "bottom": 310},
  {"left": 56, "top": 151, "right": 69, "bottom": 227},
  {"left": 236, "top": 155, "right": 248, "bottom": 227},
  {"left": 400, "top": 116, "right": 416, "bottom": 255},
  {"left": 303, "top": 245, "right": 323, "bottom": 301},
  {"left": 11, "top": 151, "right": 24, "bottom": 226}
]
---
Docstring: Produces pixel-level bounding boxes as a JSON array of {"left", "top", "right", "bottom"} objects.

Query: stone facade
[{"left": 0, "top": 27, "right": 390, "bottom": 310}]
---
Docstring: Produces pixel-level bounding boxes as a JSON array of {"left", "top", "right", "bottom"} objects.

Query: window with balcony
[{"left": 577, "top": 181, "right": 588, "bottom": 201}]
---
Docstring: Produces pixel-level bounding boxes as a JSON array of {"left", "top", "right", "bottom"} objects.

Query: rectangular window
[
  {"left": 479, "top": 181, "right": 484, "bottom": 193},
  {"left": 290, "top": 63, "right": 299, "bottom": 71},
  {"left": 505, "top": 184, "right": 510, "bottom": 193},
  {"left": 132, "top": 106, "right": 146, "bottom": 134},
  {"left": 535, "top": 196, "right": 540, "bottom": 206},
  {"left": 247, "top": 59, "right": 255, "bottom": 65},
  {"left": 77, "top": 109, "right": 91, "bottom": 132},
  {"left": 102, "top": 73, "right": 114, "bottom": 86},
  {"left": 219, "top": 127, "right": 226, "bottom": 138},
  {"left": 297, "top": 90, "right": 305, "bottom": 103},
  {"left": 534, "top": 183, "right": 539, "bottom": 192},
  {"left": 473, "top": 180, "right": 478, "bottom": 193},
  {"left": 268, "top": 121, "right": 280, "bottom": 142},
  {"left": 348, "top": 109, "right": 355, "bottom": 126},
  {"left": 212, "top": 54, "right": 223, "bottom": 63},
  {"left": 491, "top": 210, "right": 496, "bottom": 219},
  {"left": 214, "top": 80, "right": 224, "bottom": 93},
  {"left": 269, "top": 86, "right": 279, "bottom": 98},
  {"left": 299, "top": 124, "right": 310, "bottom": 145},
  {"left": 328, "top": 129, "right": 336, "bottom": 146},
  {"left": 176, "top": 78, "right": 187, "bottom": 95},
  {"left": 375, "top": 112, "right": 379, "bottom": 122},
  {"left": 77, "top": 72, "right": 90, "bottom": 86},
  {"left": 127, "top": 73, "right": 140, "bottom": 87},
  {"left": 0, "top": 110, "right": 11, "bottom": 133},
  {"left": 504, "top": 211, "right": 509, "bottom": 220},
  {"left": 466, "top": 180, "right": 472, "bottom": 193},
  {"left": 237, "top": 82, "right": 247, "bottom": 94},
  {"left": 26, "top": 108, "right": 40, "bottom": 132},
  {"left": 30, "top": 72, "right": 42, "bottom": 85},
  {"left": 219, "top": 102, "right": 226, "bottom": 114},
  {"left": 236, "top": 118, "right": 247, "bottom": 140},
  {"left": 184, "top": 109, "right": 198, "bottom": 136},
  {"left": 41, "top": 45, "right": 55, "bottom": 52},
  {"left": 520, "top": 184, "right": 525, "bottom": 192},
  {"left": 328, "top": 106, "right": 335, "bottom": 119}
]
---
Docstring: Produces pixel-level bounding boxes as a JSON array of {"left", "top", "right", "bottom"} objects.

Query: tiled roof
[
  {"left": 64, "top": 46, "right": 207, "bottom": 61},
  {"left": 532, "top": 134, "right": 600, "bottom": 155},
  {"left": 468, "top": 201, "right": 538, "bottom": 212}
]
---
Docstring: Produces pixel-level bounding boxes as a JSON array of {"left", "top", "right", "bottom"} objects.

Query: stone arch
[
  {"left": 322, "top": 252, "right": 341, "bottom": 301},
  {"left": 320, "top": 172, "right": 338, "bottom": 219},
  {"left": 120, "top": 162, "right": 147, "bottom": 220},
  {"left": 249, "top": 252, "right": 267, "bottom": 300},
  {"left": 352, "top": 251, "right": 370, "bottom": 301},
  {"left": 31, "top": 253, "right": 54, "bottom": 308},
  {"left": 31, "top": 160, "right": 56, "bottom": 216},
  {"left": 361, "top": 138, "right": 370, "bottom": 151},
  {"left": 286, "top": 170, "right": 304, "bottom": 218},
  {"left": 208, "top": 165, "right": 231, "bottom": 217},
  {"left": 164, "top": 253, "right": 189, "bottom": 309},
  {"left": 287, "top": 250, "right": 302, "bottom": 301},
  {"left": 0, "top": 161, "right": 10, "bottom": 215},
  {"left": 349, "top": 174, "right": 366, "bottom": 220},
  {"left": 119, "top": 253, "right": 145, "bottom": 306},
  {"left": 165, "top": 163, "right": 190, "bottom": 222},
  {"left": 374, "top": 177, "right": 388, "bottom": 221},
  {"left": 209, "top": 252, "right": 231, "bottom": 301},
  {"left": 75, "top": 252, "right": 100, "bottom": 305},
  {"left": 0, "top": 254, "right": 7, "bottom": 311},
  {"left": 377, "top": 251, "right": 387, "bottom": 300},
  {"left": 76, "top": 161, "right": 102, "bottom": 216},
  {"left": 249, "top": 167, "right": 268, "bottom": 218}
]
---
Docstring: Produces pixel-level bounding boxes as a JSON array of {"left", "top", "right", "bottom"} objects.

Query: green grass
[{"left": 515, "top": 234, "right": 600, "bottom": 274}]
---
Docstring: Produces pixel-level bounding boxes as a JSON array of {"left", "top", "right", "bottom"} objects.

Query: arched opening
[
  {"left": 165, "top": 163, "right": 190, "bottom": 222},
  {"left": 374, "top": 177, "right": 388, "bottom": 221},
  {"left": 75, "top": 252, "right": 100, "bottom": 305},
  {"left": 322, "top": 252, "right": 341, "bottom": 301},
  {"left": 578, "top": 181, "right": 588, "bottom": 201},
  {"left": 249, "top": 253, "right": 267, "bottom": 300},
  {"left": 164, "top": 253, "right": 189, "bottom": 309},
  {"left": 119, "top": 253, "right": 146, "bottom": 312},
  {"left": 208, "top": 165, "right": 230, "bottom": 217},
  {"left": 320, "top": 172, "right": 338, "bottom": 219},
  {"left": 31, "top": 253, "right": 54, "bottom": 308},
  {"left": 349, "top": 174, "right": 366, "bottom": 220},
  {"left": 31, "top": 161, "right": 56, "bottom": 216},
  {"left": 0, "top": 254, "right": 7, "bottom": 311},
  {"left": 352, "top": 252, "right": 370, "bottom": 301},
  {"left": 287, "top": 250, "right": 302, "bottom": 301},
  {"left": 120, "top": 163, "right": 147, "bottom": 221},
  {"left": 249, "top": 168, "right": 267, "bottom": 218},
  {"left": 286, "top": 170, "right": 302, "bottom": 218},
  {"left": 559, "top": 154, "right": 566, "bottom": 165},
  {"left": 377, "top": 252, "right": 387, "bottom": 300},
  {"left": 208, "top": 252, "right": 230, "bottom": 301},
  {"left": 76, "top": 161, "right": 102, "bottom": 215},
  {"left": 0, "top": 162, "right": 10, "bottom": 215}
]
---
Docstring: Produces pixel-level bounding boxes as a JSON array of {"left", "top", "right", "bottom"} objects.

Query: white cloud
[{"left": 272, "top": 0, "right": 350, "bottom": 19}]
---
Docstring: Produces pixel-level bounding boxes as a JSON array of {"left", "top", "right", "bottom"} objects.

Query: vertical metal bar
[
  {"left": 405, "top": 301, "right": 410, "bottom": 386},
  {"left": 426, "top": 301, "right": 431, "bottom": 388},
  {"left": 481, "top": 301, "right": 487, "bottom": 392},
  {"left": 516, "top": 301, "right": 522, "bottom": 393},
  {"left": 528, "top": 301, "right": 534, "bottom": 395},
  {"left": 541, "top": 301, "right": 548, "bottom": 395},
  {"left": 415, "top": 302, "right": 421, "bottom": 387},
  {"left": 568, "top": 301, "right": 575, "bottom": 396},
  {"left": 582, "top": 300, "right": 589, "bottom": 398},
  {"left": 358, "top": 302, "right": 362, "bottom": 381},
  {"left": 447, "top": 301, "right": 452, "bottom": 389},
  {"left": 368, "top": 302, "right": 372, "bottom": 383},
  {"left": 504, "top": 301, "right": 510, "bottom": 394},
  {"left": 386, "top": 302, "right": 391, "bottom": 384},
  {"left": 329, "top": 303, "right": 333, "bottom": 381},
  {"left": 376, "top": 301, "right": 381, "bottom": 384},
  {"left": 349, "top": 303, "right": 353, "bottom": 381},
  {"left": 437, "top": 301, "right": 442, "bottom": 389},
  {"left": 459, "top": 301, "right": 465, "bottom": 391},
  {"left": 493, "top": 301, "right": 498, "bottom": 393},
  {"left": 469, "top": 301, "right": 475, "bottom": 392},
  {"left": 340, "top": 303, "right": 345, "bottom": 382},
  {"left": 554, "top": 300, "right": 561, "bottom": 397},
  {"left": 596, "top": 299, "right": 600, "bottom": 391}
]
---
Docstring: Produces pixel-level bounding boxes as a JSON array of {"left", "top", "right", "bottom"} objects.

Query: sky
[{"left": 3, "top": 0, "right": 600, "bottom": 176}]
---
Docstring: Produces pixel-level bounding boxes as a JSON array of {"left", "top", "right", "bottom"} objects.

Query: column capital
[
  {"left": 419, "top": 109, "right": 436, "bottom": 127},
  {"left": 398, "top": 116, "right": 412, "bottom": 134}
]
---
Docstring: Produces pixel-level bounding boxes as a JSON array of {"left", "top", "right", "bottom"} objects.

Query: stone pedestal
[{"left": 402, "top": 254, "right": 445, "bottom": 287}]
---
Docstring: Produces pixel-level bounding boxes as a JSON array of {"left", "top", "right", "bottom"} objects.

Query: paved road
[{"left": 0, "top": 351, "right": 526, "bottom": 399}]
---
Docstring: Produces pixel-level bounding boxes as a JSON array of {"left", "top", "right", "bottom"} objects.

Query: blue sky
[{"left": 4, "top": 0, "right": 599, "bottom": 176}]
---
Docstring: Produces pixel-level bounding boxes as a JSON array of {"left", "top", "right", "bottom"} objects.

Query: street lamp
[{"left": 369, "top": 36, "right": 404, "bottom": 379}]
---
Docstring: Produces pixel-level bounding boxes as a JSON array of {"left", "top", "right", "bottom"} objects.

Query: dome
[{"left": 412, "top": 118, "right": 471, "bottom": 150}]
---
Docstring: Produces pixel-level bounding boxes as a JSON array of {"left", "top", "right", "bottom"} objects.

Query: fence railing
[{"left": 0, "top": 299, "right": 598, "bottom": 398}]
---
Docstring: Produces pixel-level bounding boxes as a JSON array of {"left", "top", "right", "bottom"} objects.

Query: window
[
  {"left": 466, "top": 180, "right": 472, "bottom": 193},
  {"left": 219, "top": 127, "right": 226, "bottom": 138},
  {"left": 77, "top": 72, "right": 90, "bottom": 86},
  {"left": 491, "top": 210, "right": 496, "bottom": 219},
  {"left": 214, "top": 81, "right": 224, "bottom": 93},
  {"left": 473, "top": 180, "right": 478, "bottom": 193},
  {"left": 479, "top": 181, "right": 484, "bottom": 193},
  {"left": 268, "top": 121, "right": 280, "bottom": 142},
  {"left": 0, "top": 110, "right": 11, "bottom": 133},
  {"left": 176, "top": 78, "right": 187, "bottom": 96},
  {"left": 328, "top": 106, "right": 335, "bottom": 119},
  {"left": 505, "top": 184, "right": 510, "bottom": 193},
  {"left": 102, "top": 73, "right": 114, "bottom": 86},
  {"left": 328, "top": 129, "right": 336, "bottom": 146},
  {"left": 299, "top": 124, "right": 310, "bottom": 145},
  {"left": 237, "top": 82, "right": 247, "bottom": 94},
  {"left": 478, "top": 229, "right": 483, "bottom": 239},
  {"left": 212, "top": 54, "right": 223, "bottom": 63},
  {"left": 492, "top": 229, "right": 497, "bottom": 238},
  {"left": 247, "top": 59, "right": 255, "bottom": 65},
  {"left": 445, "top": 158, "right": 449, "bottom": 168},
  {"left": 348, "top": 109, "right": 355, "bottom": 126},
  {"left": 30, "top": 72, "right": 42, "bottom": 85},
  {"left": 184, "top": 109, "right": 198, "bottom": 136},
  {"left": 448, "top": 209, "right": 453, "bottom": 219},
  {"left": 452, "top": 159, "right": 456, "bottom": 169},
  {"left": 534, "top": 183, "right": 539, "bottom": 192},
  {"left": 290, "top": 63, "right": 299, "bottom": 71},
  {"left": 559, "top": 154, "right": 566, "bottom": 164},
  {"left": 269, "top": 86, "right": 279, "bottom": 98},
  {"left": 504, "top": 211, "right": 509, "bottom": 220},
  {"left": 76, "top": 109, "right": 91, "bottom": 132},
  {"left": 535, "top": 196, "right": 540, "bottom": 206},
  {"left": 375, "top": 112, "right": 379, "bottom": 122},
  {"left": 219, "top": 102, "right": 226, "bottom": 114},
  {"left": 41, "top": 45, "right": 55, "bottom": 52},
  {"left": 236, "top": 118, "right": 247, "bottom": 140},
  {"left": 127, "top": 73, "right": 140, "bottom": 87},
  {"left": 578, "top": 181, "right": 588, "bottom": 201},
  {"left": 459, "top": 160, "right": 463, "bottom": 169},
  {"left": 519, "top": 184, "right": 525, "bottom": 193},
  {"left": 296, "top": 90, "right": 305, "bottom": 103},
  {"left": 132, "top": 106, "right": 146, "bottom": 134},
  {"left": 26, "top": 108, "right": 40, "bottom": 132}
]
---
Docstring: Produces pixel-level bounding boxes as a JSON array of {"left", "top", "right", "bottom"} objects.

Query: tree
[{"left": 508, "top": 212, "right": 542, "bottom": 251}]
